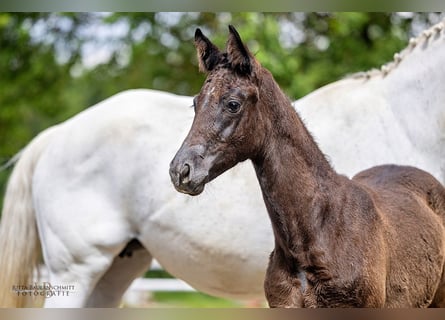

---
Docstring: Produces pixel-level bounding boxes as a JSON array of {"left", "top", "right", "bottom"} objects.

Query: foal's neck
[{"left": 252, "top": 71, "right": 341, "bottom": 255}]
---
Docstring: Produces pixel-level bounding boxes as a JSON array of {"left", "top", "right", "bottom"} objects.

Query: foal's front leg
[{"left": 264, "top": 249, "right": 304, "bottom": 308}]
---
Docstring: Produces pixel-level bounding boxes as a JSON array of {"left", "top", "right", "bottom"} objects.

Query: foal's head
[{"left": 170, "top": 26, "right": 277, "bottom": 195}]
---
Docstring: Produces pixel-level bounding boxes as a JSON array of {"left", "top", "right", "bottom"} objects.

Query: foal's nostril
[
  {"left": 181, "top": 163, "right": 190, "bottom": 177},
  {"left": 180, "top": 163, "right": 191, "bottom": 184}
]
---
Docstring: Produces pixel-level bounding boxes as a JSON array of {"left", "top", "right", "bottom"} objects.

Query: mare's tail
[{"left": 0, "top": 125, "right": 58, "bottom": 307}]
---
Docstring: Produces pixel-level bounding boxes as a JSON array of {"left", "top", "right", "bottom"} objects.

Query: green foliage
[{"left": 0, "top": 12, "right": 442, "bottom": 213}]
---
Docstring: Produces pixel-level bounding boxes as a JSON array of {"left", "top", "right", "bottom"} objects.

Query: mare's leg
[
  {"left": 85, "top": 246, "right": 152, "bottom": 307},
  {"left": 42, "top": 249, "right": 115, "bottom": 307},
  {"left": 36, "top": 193, "right": 134, "bottom": 308},
  {"left": 264, "top": 249, "right": 303, "bottom": 308}
]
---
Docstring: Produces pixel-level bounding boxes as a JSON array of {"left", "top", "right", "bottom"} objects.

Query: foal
[{"left": 170, "top": 26, "right": 445, "bottom": 307}]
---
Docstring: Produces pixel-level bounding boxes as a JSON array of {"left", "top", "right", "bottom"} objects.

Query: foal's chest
[{"left": 298, "top": 271, "right": 371, "bottom": 308}]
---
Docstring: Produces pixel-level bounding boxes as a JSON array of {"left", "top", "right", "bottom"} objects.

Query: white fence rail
[
  {"left": 126, "top": 260, "right": 196, "bottom": 292},
  {"left": 123, "top": 259, "right": 196, "bottom": 306}
]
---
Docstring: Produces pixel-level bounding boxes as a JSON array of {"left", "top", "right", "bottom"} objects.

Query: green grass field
[
  {"left": 122, "top": 269, "right": 266, "bottom": 308},
  {"left": 149, "top": 291, "right": 245, "bottom": 308},
  {"left": 124, "top": 290, "right": 266, "bottom": 308}
]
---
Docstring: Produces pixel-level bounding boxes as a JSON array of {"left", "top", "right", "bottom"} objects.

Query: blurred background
[{"left": 0, "top": 12, "right": 444, "bottom": 307}]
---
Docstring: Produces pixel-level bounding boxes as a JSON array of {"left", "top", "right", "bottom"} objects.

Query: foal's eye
[{"left": 226, "top": 100, "right": 241, "bottom": 113}]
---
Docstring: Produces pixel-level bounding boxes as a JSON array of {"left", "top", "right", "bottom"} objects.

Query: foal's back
[
  {"left": 353, "top": 165, "right": 445, "bottom": 221},
  {"left": 353, "top": 164, "right": 445, "bottom": 307}
]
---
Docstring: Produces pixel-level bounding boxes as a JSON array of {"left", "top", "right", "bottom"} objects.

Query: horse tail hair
[{"left": 0, "top": 125, "right": 59, "bottom": 307}]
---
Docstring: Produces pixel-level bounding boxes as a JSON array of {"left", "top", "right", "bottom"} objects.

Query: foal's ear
[
  {"left": 195, "top": 28, "right": 221, "bottom": 73},
  {"left": 226, "top": 25, "right": 254, "bottom": 75}
]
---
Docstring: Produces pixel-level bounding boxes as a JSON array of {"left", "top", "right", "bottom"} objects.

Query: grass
[
  {"left": 123, "top": 289, "right": 265, "bottom": 308},
  {"left": 149, "top": 291, "right": 246, "bottom": 308},
  {"left": 131, "top": 269, "right": 265, "bottom": 308}
]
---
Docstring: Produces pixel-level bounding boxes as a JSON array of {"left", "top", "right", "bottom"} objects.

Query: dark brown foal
[{"left": 169, "top": 25, "right": 445, "bottom": 307}]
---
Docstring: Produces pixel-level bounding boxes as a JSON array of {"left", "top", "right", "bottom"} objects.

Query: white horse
[
  {"left": 0, "top": 90, "right": 270, "bottom": 307},
  {"left": 1, "top": 20, "right": 444, "bottom": 307},
  {"left": 295, "top": 21, "right": 445, "bottom": 183}
]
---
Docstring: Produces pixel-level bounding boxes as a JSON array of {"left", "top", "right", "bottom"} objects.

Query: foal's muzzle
[{"left": 169, "top": 146, "right": 209, "bottom": 196}]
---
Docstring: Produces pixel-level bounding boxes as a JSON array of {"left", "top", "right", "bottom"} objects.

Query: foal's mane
[{"left": 349, "top": 19, "right": 445, "bottom": 80}]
